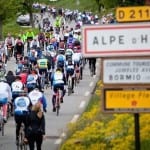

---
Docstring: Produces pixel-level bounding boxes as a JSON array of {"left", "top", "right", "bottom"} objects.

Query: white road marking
[
  {"left": 61, "top": 132, "right": 66, "bottom": 138},
  {"left": 70, "top": 114, "right": 80, "bottom": 123},
  {"left": 55, "top": 138, "right": 62, "bottom": 145},
  {"left": 84, "top": 91, "right": 90, "bottom": 96},
  {"left": 79, "top": 101, "right": 86, "bottom": 108},
  {"left": 93, "top": 75, "right": 96, "bottom": 78},
  {"left": 89, "top": 82, "right": 94, "bottom": 87}
]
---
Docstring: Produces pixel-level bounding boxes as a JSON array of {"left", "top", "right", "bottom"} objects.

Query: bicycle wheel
[
  {"left": 1, "top": 121, "right": 4, "bottom": 136},
  {"left": 74, "top": 74, "right": 77, "bottom": 87},
  {"left": 68, "top": 76, "right": 72, "bottom": 96},
  {"left": 0, "top": 111, "right": 4, "bottom": 136},
  {"left": 56, "top": 97, "right": 60, "bottom": 116},
  {"left": 19, "top": 132, "right": 24, "bottom": 150}
]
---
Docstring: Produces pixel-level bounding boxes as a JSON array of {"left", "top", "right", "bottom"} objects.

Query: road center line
[
  {"left": 84, "top": 91, "right": 90, "bottom": 96},
  {"left": 55, "top": 138, "right": 62, "bottom": 145},
  {"left": 79, "top": 101, "right": 86, "bottom": 108},
  {"left": 70, "top": 114, "right": 80, "bottom": 123}
]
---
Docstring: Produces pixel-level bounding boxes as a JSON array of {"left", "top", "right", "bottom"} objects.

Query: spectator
[{"left": 26, "top": 102, "right": 45, "bottom": 150}]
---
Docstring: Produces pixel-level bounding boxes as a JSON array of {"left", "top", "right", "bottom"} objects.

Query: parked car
[{"left": 16, "top": 14, "right": 30, "bottom": 26}]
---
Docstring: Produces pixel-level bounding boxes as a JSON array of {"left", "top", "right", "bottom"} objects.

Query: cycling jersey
[
  {"left": 27, "top": 74, "right": 38, "bottom": 85},
  {"left": 14, "top": 96, "right": 30, "bottom": 115},
  {"left": 0, "top": 81, "right": 12, "bottom": 101},
  {"left": 51, "top": 71, "right": 64, "bottom": 85},
  {"left": 47, "top": 44, "right": 55, "bottom": 51},
  {"left": 37, "top": 58, "right": 48, "bottom": 69},
  {"left": 28, "top": 89, "right": 47, "bottom": 110},
  {"left": 19, "top": 72, "right": 28, "bottom": 85},
  {"left": 11, "top": 80, "right": 23, "bottom": 92},
  {"left": 72, "top": 53, "right": 82, "bottom": 63}
]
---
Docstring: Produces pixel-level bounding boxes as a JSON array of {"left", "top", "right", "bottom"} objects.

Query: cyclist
[
  {"left": 26, "top": 69, "right": 41, "bottom": 93},
  {"left": 46, "top": 43, "right": 56, "bottom": 69},
  {"left": 51, "top": 67, "right": 66, "bottom": 112},
  {"left": 26, "top": 30, "right": 35, "bottom": 52},
  {"left": 65, "top": 57, "right": 75, "bottom": 93},
  {"left": 66, "top": 33, "right": 74, "bottom": 48},
  {"left": 11, "top": 76, "right": 24, "bottom": 112},
  {"left": 14, "top": 91, "right": 31, "bottom": 145},
  {"left": 18, "top": 69, "right": 29, "bottom": 86},
  {"left": 88, "top": 57, "right": 96, "bottom": 76},
  {"left": 54, "top": 17, "right": 61, "bottom": 32},
  {"left": 15, "top": 57, "right": 24, "bottom": 75},
  {"left": 56, "top": 49, "right": 66, "bottom": 72},
  {"left": 0, "top": 42, "right": 7, "bottom": 66},
  {"left": 30, "top": 38, "right": 40, "bottom": 50},
  {"left": 28, "top": 87, "right": 47, "bottom": 113},
  {"left": 38, "top": 31, "right": 45, "bottom": 50},
  {"left": 28, "top": 49, "right": 38, "bottom": 69},
  {"left": 72, "top": 47, "right": 83, "bottom": 80},
  {"left": 65, "top": 48, "right": 74, "bottom": 61},
  {"left": 4, "top": 33, "right": 15, "bottom": 58},
  {"left": 5, "top": 70, "right": 16, "bottom": 87},
  {"left": 0, "top": 77, "right": 12, "bottom": 123},
  {"left": 14, "top": 36, "right": 24, "bottom": 62},
  {"left": 37, "top": 55, "right": 50, "bottom": 90}
]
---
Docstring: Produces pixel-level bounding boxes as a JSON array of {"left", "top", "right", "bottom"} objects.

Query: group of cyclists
[{"left": 0, "top": 6, "right": 98, "bottom": 149}]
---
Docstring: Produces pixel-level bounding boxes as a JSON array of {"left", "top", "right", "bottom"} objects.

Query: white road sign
[
  {"left": 82, "top": 23, "right": 150, "bottom": 57},
  {"left": 103, "top": 59, "right": 150, "bottom": 84}
]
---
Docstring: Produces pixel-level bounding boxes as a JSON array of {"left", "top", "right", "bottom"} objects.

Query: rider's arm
[
  {"left": 7, "top": 84, "right": 12, "bottom": 101},
  {"left": 63, "top": 73, "right": 66, "bottom": 85},
  {"left": 41, "top": 95, "right": 47, "bottom": 111}
]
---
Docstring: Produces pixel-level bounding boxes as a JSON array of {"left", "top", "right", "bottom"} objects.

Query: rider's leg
[{"left": 2, "top": 103, "right": 7, "bottom": 122}]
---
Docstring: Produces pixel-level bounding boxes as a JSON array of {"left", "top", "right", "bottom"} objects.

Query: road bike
[
  {"left": 54, "top": 87, "right": 63, "bottom": 116},
  {"left": 74, "top": 64, "right": 80, "bottom": 86},
  {"left": 40, "top": 71, "right": 46, "bottom": 90},
  {"left": 68, "top": 74, "right": 72, "bottom": 96},
  {"left": 16, "top": 123, "right": 28, "bottom": 150}
]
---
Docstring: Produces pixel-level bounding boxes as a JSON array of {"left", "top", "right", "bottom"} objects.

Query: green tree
[
  {"left": 20, "top": 0, "right": 36, "bottom": 28},
  {"left": 0, "top": 0, "right": 19, "bottom": 40}
]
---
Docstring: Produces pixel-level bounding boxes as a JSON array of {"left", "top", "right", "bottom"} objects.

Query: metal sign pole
[{"left": 134, "top": 113, "right": 140, "bottom": 150}]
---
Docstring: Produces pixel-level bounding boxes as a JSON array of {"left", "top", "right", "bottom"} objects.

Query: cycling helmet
[
  {"left": 0, "top": 76, "right": 6, "bottom": 82},
  {"left": 58, "top": 49, "right": 65, "bottom": 55}
]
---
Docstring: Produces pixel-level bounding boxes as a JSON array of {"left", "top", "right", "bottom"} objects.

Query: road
[{"left": 0, "top": 13, "right": 100, "bottom": 150}]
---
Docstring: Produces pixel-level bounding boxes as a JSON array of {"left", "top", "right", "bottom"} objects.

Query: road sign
[
  {"left": 116, "top": 6, "right": 150, "bottom": 22},
  {"left": 103, "top": 58, "right": 150, "bottom": 84},
  {"left": 82, "top": 23, "right": 150, "bottom": 57},
  {"left": 103, "top": 89, "right": 150, "bottom": 113}
]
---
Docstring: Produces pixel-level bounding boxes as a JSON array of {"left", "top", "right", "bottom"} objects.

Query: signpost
[
  {"left": 116, "top": 6, "right": 150, "bottom": 22},
  {"left": 103, "top": 89, "right": 150, "bottom": 113},
  {"left": 103, "top": 58, "right": 150, "bottom": 84},
  {"left": 82, "top": 23, "right": 150, "bottom": 57}
]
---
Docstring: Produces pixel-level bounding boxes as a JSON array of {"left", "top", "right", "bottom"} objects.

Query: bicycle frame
[
  {"left": 74, "top": 65, "right": 80, "bottom": 86},
  {"left": 17, "top": 123, "right": 27, "bottom": 150},
  {"left": 68, "top": 74, "right": 72, "bottom": 96},
  {"left": 55, "top": 88, "right": 61, "bottom": 116},
  {"left": 41, "top": 71, "right": 46, "bottom": 90}
]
